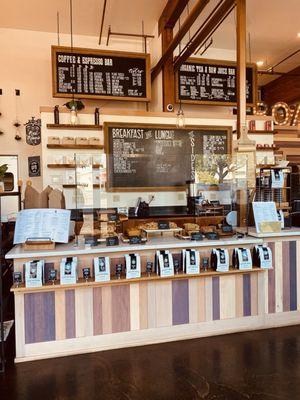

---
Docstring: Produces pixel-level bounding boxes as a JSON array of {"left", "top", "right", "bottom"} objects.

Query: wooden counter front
[{"left": 7, "top": 235, "right": 300, "bottom": 363}]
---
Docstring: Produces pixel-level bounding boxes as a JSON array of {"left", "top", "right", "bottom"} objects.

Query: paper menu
[
  {"left": 14, "top": 209, "right": 71, "bottom": 244},
  {"left": 252, "top": 202, "right": 279, "bottom": 233}
]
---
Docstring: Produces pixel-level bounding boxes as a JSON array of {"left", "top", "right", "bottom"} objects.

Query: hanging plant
[
  {"left": 64, "top": 100, "right": 85, "bottom": 111},
  {"left": 0, "top": 164, "right": 8, "bottom": 182}
]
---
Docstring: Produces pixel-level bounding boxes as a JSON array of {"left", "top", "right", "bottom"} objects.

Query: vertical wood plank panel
[
  {"left": 147, "top": 282, "right": 156, "bottom": 328},
  {"left": 101, "top": 286, "right": 112, "bottom": 334},
  {"left": 198, "top": 278, "right": 206, "bottom": 322},
  {"left": 65, "top": 289, "right": 75, "bottom": 339},
  {"left": 156, "top": 281, "right": 172, "bottom": 327},
  {"left": 55, "top": 290, "right": 66, "bottom": 340},
  {"left": 235, "top": 274, "right": 244, "bottom": 318},
  {"left": 282, "top": 241, "right": 290, "bottom": 312},
  {"left": 243, "top": 274, "right": 251, "bottom": 316},
  {"left": 275, "top": 241, "right": 283, "bottom": 313},
  {"left": 250, "top": 273, "right": 258, "bottom": 316},
  {"left": 24, "top": 292, "right": 55, "bottom": 344},
  {"left": 75, "top": 288, "right": 85, "bottom": 338},
  {"left": 111, "top": 285, "right": 130, "bottom": 333},
  {"left": 93, "top": 287, "right": 103, "bottom": 335},
  {"left": 172, "top": 279, "right": 189, "bottom": 325},
  {"left": 289, "top": 241, "right": 297, "bottom": 311},
  {"left": 297, "top": 240, "right": 300, "bottom": 310},
  {"left": 15, "top": 293, "right": 25, "bottom": 357},
  {"left": 268, "top": 242, "right": 276, "bottom": 314},
  {"left": 130, "top": 283, "right": 140, "bottom": 331},
  {"left": 258, "top": 270, "right": 267, "bottom": 316},
  {"left": 205, "top": 277, "right": 213, "bottom": 322},
  {"left": 189, "top": 278, "right": 199, "bottom": 324},
  {"left": 219, "top": 275, "right": 235, "bottom": 319},
  {"left": 139, "top": 282, "right": 148, "bottom": 330},
  {"left": 212, "top": 276, "right": 220, "bottom": 321}
]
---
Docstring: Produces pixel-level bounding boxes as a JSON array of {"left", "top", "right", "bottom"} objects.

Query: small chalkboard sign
[
  {"left": 191, "top": 232, "right": 203, "bottom": 241},
  {"left": 106, "top": 236, "right": 119, "bottom": 247},
  {"left": 158, "top": 221, "right": 170, "bottom": 230},
  {"left": 176, "top": 58, "right": 257, "bottom": 106},
  {"left": 52, "top": 46, "right": 151, "bottom": 102},
  {"left": 129, "top": 236, "right": 142, "bottom": 245}
]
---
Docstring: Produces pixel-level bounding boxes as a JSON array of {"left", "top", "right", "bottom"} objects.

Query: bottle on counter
[
  {"left": 94, "top": 107, "right": 100, "bottom": 125},
  {"left": 54, "top": 105, "right": 60, "bottom": 124}
]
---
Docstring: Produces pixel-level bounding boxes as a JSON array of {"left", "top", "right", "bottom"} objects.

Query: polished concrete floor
[{"left": 1, "top": 326, "right": 300, "bottom": 399}]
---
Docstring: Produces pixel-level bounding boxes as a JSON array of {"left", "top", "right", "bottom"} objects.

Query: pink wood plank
[
  {"left": 93, "top": 287, "right": 103, "bottom": 335},
  {"left": 282, "top": 241, "right": 291, "bottom": 312},
  {"left": 111, "top": 285, "right": 130, "bottom": 333},
  {"left": 139, "top": 282, "right": 148, "bottom": 329}
]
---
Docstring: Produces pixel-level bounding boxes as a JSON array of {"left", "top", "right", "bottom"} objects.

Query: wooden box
[
  {"left": 75, "top": 137, "right": 89, "bottom": 145},
  {"left": 88, "top": 137, "right": 101, "bottom": 146},
  {"left": 62, "top": 136, "right": 75, "bottom": 145},
  {"left": 48, "top": 136, "right": 60, "bottom": 145}
]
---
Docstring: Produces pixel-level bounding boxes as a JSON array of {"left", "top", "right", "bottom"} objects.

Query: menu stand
[{"left": 23, "top": 238, "right": 55, "bottom": 251}]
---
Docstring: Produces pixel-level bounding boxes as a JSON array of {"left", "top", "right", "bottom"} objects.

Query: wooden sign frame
[
  {"left": 175, "top": 58, "right": 257, "bottom": 107},
  {"left": 104, "top": 122, "right": 232, "bottom": 192},
  {"left": 51, "top": 46, "right": 151, "bottom": 102}
]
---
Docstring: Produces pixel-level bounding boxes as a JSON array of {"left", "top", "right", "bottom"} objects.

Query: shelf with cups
[
  {"left": 46, "top": 124, "right": 103, "bottom": 130},
  {"left": 256, "top": 146, "right": 279, "bottom": 152},
  {"left": 47, "top": 144, "right": 104, "bottom": 150},
  {"left": 62, "top": 184, "right": 104, "bottom": 189},
  {"left": 47, "top": 164, "right": 103, "bottom": 169}
]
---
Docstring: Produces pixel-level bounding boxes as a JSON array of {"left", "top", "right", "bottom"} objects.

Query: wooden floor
[{"left": 1, "top": 326, "right": 300, "bottom": 399}]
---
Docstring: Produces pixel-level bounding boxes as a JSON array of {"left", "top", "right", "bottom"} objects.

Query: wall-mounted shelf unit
[
  {"left": 47, "top": 144, "right": 103, "bottom": 150},
  {"left": 46, "top": 124, "right": 102, "bottom": 130},
  {"left": 47, "top": 164, "right": 102, "bottom": 169}
]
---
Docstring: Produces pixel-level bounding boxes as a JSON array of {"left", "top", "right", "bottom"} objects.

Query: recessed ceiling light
[
  {"left": 256, "top": 60, "right": 264, "bottom": 67},
  {"left": 297, "top": 32, "right": 300, "bottom": 38}
]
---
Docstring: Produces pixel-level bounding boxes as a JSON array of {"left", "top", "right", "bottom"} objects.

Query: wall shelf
[
  {"left": 248, "top": 130, "right": 274, "bottom": 134},
  {"left": 256, "top": 146, "right": 278, "bottom": 152},
  {"left": 47, "top": 124, "right": 102, "bottom": 130},
  {"left": 62, "top": 184, "right": 103, "bottom": 189},
  {"left": 47, "top": 144, "right": 103, "bottom": 150},
  {"left": 47, "top": 164, "right": 102, "bottom": 169}
]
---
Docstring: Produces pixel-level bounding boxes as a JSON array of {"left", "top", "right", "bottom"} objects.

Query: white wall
[{"left": 0, "top": 26, "right": 267, "bottom": 213}]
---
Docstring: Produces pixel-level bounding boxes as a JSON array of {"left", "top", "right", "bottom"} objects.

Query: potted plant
[{"left": 0, "top": 164, "right": 8, "bottom": 192}]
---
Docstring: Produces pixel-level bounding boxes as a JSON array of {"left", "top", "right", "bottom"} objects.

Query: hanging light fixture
[{"left": 176, "top": 99, "right": 186, "bottom": 128}]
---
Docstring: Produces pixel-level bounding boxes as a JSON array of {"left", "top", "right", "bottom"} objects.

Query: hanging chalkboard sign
[
  {"left": 104, "top": 123, "right": 232, "bottom": 192},
  {"left": 51, "top": 46, "right": 151, "bottom": 102},
  {"left": 176, "top": 58, "right": 257, "bottom": 106}
]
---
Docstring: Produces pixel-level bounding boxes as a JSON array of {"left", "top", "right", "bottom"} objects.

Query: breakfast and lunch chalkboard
[
  {"left": 176, "top": 58, "right": 257, "bottom": 106},
  {"left": 104, "top": 123, "right": 232, "bottom": 191},
  {"left": 51, "top": 46, "right": 151, "bottom": 101}
]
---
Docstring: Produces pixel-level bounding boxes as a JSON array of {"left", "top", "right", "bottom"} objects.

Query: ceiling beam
[
  {"left": 262, "top": 65, "right": 300, "bottom": 105},
  {"left": 173, "top": 0, "right": 235, "bottom": 70},
  {"left": 158, "top": 0, "right": 189, "bottom": 35},
  {"left": 152, "top": 0, "right": 210, "bottom": 81}
]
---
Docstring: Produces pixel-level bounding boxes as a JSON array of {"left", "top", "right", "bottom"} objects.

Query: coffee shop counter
[{"left": 6, "top": 234, "right": 300, "bottom": 363}]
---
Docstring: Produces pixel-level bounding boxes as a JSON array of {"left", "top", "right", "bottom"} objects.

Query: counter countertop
[
  {"left": 246, "top": 227, "right": 300, "bottom": 238},
  {"left": 5, "top": 236, "right": 263, "bottom": 260}
]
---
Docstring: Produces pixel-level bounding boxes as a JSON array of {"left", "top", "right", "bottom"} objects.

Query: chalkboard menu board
[
  {"left": 176, "top": 58, "right": 257, "bottom": 106},
  {"left": 105, "top": 123, "right": 232, "bottom": 191},
  {"left": 51, "top": 46, "right": 151, "bottom": 101}
]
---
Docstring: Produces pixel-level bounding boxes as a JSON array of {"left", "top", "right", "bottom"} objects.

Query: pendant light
[
  {"left": 176, "top": 99, "right": 186, "bottom": 128},
  {"left": 176, "top": 14, "right": 185, "bottom": 129}
]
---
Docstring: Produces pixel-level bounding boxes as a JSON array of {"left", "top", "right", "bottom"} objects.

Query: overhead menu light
[{"left": 256, "top": 60, "right": 264, "bottom": 67}]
